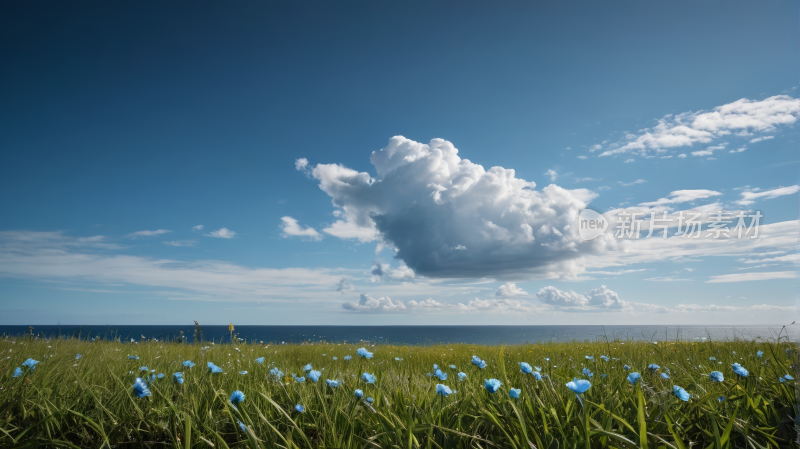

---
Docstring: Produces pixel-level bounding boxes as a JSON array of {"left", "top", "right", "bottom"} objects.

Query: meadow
[{"left": 1, "top": 330, "right": 797, "bottom": 449}]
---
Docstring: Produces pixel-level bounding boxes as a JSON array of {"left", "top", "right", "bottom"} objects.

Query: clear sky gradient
[{"left": 0, "top": 0, "right": 798, "bottom": 325}]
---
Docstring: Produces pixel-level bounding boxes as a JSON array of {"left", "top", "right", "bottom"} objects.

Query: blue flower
[
  {"left": 509, "top": 388, "right": 521, "bottom": 399},
  {"left": 600, "top": 356, "right": 609, "bottom": 362},
  {"left": 255, "top": 357, "right": 265, "bottom": 364},
  {"left": 183, "top": 361, "right": 195, "bottom": 368},
  {"left": 566, "top": 378, "right": 591, "bottom": 394},
  {"left": 239, "top": 371, "right": 248, "bottom": 375},
  {"left": 709, "top": 371, "right": 724, "bottom": 382},
  {"left": 238, "top": 421, "right": 246, "bottom": 433},
  {"left": 296, "top": 376, "right": 305, "bottom": 383},
  {"left": 709, "top": 357, "right": 716, "bottom": 361},
  {"left": 435, "top": 370, "right": 447, "bottom": 380},
  {"left": 449, "top": 364, "right": 456, "bottom": 369},
  {"left": 140, "top": 366, "right": 149, "bottom": 372},
  {"left": 718, "top": 396, "right": 725, "bottom": 402},
  {"left": 148, "top": 374, "right": 156, "bottom": 383},
  {"left": 534, "top": 365, "right": 541, "bottom": 371},
  {"left": 21, "top": 358, "right": 39, "bottom": 371},
  {"left": 208, "top": 363, "right": 223, "bottom": 374},
  {"left": 395, "top": 357, "right": 402, "bottom": 361},
  {"left": 173, "top": 373, "right": 184, "bottom": 384},
  {"left": 484, "top": 378, "right": 502, "bottom": 393},
  {"left": 269, "top": 367, "right": 284, "bottom": 378},
  {"left": 519, "top": 362, "right": 533, "bottom": 374},
  {"left": 627, "top": 372, "right": 641, "bottom": 385},
  {"left": 326, "top": 379, "right": 339, "bottom": 388},
  {"left": 295, "top": 404, "right": 304, "bottom": 413},
  {"left": 784, "top": 374, "right": 794, "bottom": 381},
  {"left": 355, "top": 389, "right": 363, "bottom": 398},
  {"left": 157, "top": 373, "right": 164, "bottom": 379},
  {"left": 436, "top": 384, "right": 452, "bottom": 397},
  {"left": 647, "top": 364, "right": 660, "bottom": 372},
  {"left": 362, "top": 372, "right": 377, "bottom": 384},
  {"left": 344, "top": 355, "right": 352, "bottom": 361},
  {"left": 133, "top": 378, "right": 151, "bottom": 398},
  {"left": 582, "top": 367, "right": 593, "bottom": 377},
  {"left": 128, "top": 355, "right": 139, "bottom": 360},
  {"left": 585, "top": 356, "right": 594, "bottom": 360},
  {"left": 731, "top": 363, "right": 748, "bottom": 378},
  {"left": 601, "top": 374, "right": 607, "bottom": 378},
  {"left": 303, "top": 364, "right": 313, "bottom": 372},
  {"left": 673, "top": 386, "right": 690, "bottom": 402},
  {"left": 356, "top": 348, "right": 373, "bottom": 359},
  {"left": 75, "top": 354, "right": 82, "bottom": 360},
  {"left": 366, "top": 397, "right": 374, "bottom": 404},
  {"left": 458, "top": 372, "right": 467, "bottom": 381},
  {"left": 532, "top": 371, "right": 542, "bottom": 381},
  {"left": 13, "top": 367, "right": 23, "bottom": 378},
  {"left": 661, "top": 373, "right": 670, "bottom": 379},
  {"left": 757, "top": 351, "right": 764, "bottom": 358},
  {"left": 623, "top": 365, "right": 631, "bottom": 371},
  {"left": 230, "top": 390, "right": 245, "bottom": 404},
  {"left": 471, "top": 355, "right": 483, "bottom": 367},
  {"left": 433, "top": 364, "right": 438, "bottom": 370},
  {"left": 307, "top": 370, "right": 321, "bottom": 382}
]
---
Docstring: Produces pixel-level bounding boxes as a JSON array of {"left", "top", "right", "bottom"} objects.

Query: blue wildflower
[
  {"left": 173, "top": 373, "right": 184, "bottom": 384},
  {"left": 128, "top": 355, "right": 139, "bottom": 360},
  {"left": 509, "top": 388, "right": 521, "bottom": 399},
  {"left": 238, "top": 421, "right": 246, "bottom": 433},
  {"left": 627, "top": 372, "right": 641, "bottom": 385},
  {"left": 207, "top": 363, "right": 223, "bottom": 374},
  {"left": 784, "top": 374, "right": 794, "bottom": 380},
  {"left": 333, "top": 357, "right": 338, "bottom": 360},
  {"left": 585, "top": 356, "right": 594, "bottom": 360},
  {"left": 709, "top": 357, "right": 716, "bottom": 361},
  {"left": 731, "top": 363, "right": 748, "bottom": 378},
  {"left": 148, "top": 374, "right": 156, "bottom": 383},
  {"left": 307, "top": 370, "right": 321, "bottom": 382},
  {"left": 303, "top": 364, "right": 313, "bottom": 372},
  {"left": 157, "top": 373, "right": 164, "bottom": 379},
  {"left": 133, "top": 378, "right": 151, "bottom": 398},
  {"left": 366, "top": 397, "right": 374, "bottom": 404},
  {"left": 661, "top": 373, "right": 670, "bottom": 379},
  {"left": 566, "top": 378, "right": 591, "bottom": 394},
  {"left": 436, "top": 384, "right": 452, "bottom": 397},
  {"left": 356, "top": 348, "right": 373, "bottom": 359},
  {"left": 13, "top": 367, "right": 23, "bottom": 378},
  {"left": 296, "top": 376, "right": 305, "bottom": 383},
  {"left": 435, "top": 370, "right": 447, "bottom": 380},
  {"left": 718, "top": 396, "right": 725, "bottom": 402},
  {"left": 519, "top": 362, "right": 533, "bottom": 374},
  {"left": 532, "top": 371, "right": 542, "bottom": 381},
  {"left": 601, "top": 374, "right": 607, "bottom": 378},
  {"left": 230, "top": 390, "right": 245, "bottom": 404},
  {"left": 140, "top": 366, "right": 148, "bottom": 372},
  {"left": 647, "top": 364, "right": 660, "bottom": 372},
  {"left": 449, "top": 364, "right": 456, "bottom": 369},
  {"left": 326, "top": 379, "right": 339, "bottom": 388},
  {"left": 600, "top": 355, "right": 609, "bottom": 362},
  {"left": 362, "top": 372, "right": 377, "bottom": 384},
  {"left": 355, "top": 389, "right": 363, "bottom": 398},
  {"left": 458, "top": 372, "right": 467, "bottom": 381},
  {"left": 673, "top": 386, "right": 690, "bottom": 401},
  {"left": 295, "top": 404, "right": 304, "bottom": 413},
  {"left": 582, "top": 367, "right": 593, "bottom": 377},
  {"left": 270, "top": 367, "right": 284, "bottom": 379},
  {"left": 433, "top": 364, "right": 439, "bottom": 370},
  {"left": 395, "top": 357, "right": 402, "bottom": 361},
  {"left": 534, "top": 365, "right": 541, "bottom": 371},
  {"left": 183, "top": 361, "right": 195, "bottom": 368},
  {"left": 471, "top": 355, "right": 483, "bottom": 367},
  {"left": 709, "top": 371, "right": 724, "bottom": 382},
  {"left": 21, "top": 359, "right": 39, "bottom": 371},
  {"left": 757, "top": 351, "right": 764, "bottom": 358},
  {"left": 239, "top": 371, "right": 247, "bottom": 375},
  {"left": 75, "top": 354, "right": 82, "bottom": 360},
  {"left": 623, "top": 365, "right": 631, "bottom": 371},
  {"left": 484, "top": 378, "right": 502, "bottom": 393},
  {"left": 255, "top": 357, "right": 264, "bottom": 364},
  {"left": 344, "top": 355, "right": 352, "bottom": 361}
]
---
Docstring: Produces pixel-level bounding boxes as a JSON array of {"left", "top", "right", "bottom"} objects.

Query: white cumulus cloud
[
  {"left": 280, "top": 216, "right": 322, "bottom": 240},
  {"left": 495, "top": 282, "right": 529, "bottom": 297},
  {"left": 205, "top": 228, "right": 237, "bottom": 239}
]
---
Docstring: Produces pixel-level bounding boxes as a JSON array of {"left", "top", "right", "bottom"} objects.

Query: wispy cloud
[
  {"left": 163, "top": 240, "right": 197, "bottom": 247},
  {"left": 706, "top": 271, "right": 796, "bottom": 283},
  {"left": 734, "top": 185, "right": 799, "bottom": 206},
  {"left": 126, "top": 229, "right": 172, "bottom": 238},
  {"left": 280, "top": 216, "right": 322, "bottom": 240},
  {"left": 205, "top": 228, "right": 237, "bottom": 239}
]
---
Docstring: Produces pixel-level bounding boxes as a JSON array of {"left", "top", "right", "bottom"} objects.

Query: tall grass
[{"left": 1, "top": 331, "right": 796, "bottom": 448}]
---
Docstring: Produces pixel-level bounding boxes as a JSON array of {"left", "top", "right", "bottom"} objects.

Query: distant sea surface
[{"left": 0, "top": 325, "right": 795, "bottom": 345}]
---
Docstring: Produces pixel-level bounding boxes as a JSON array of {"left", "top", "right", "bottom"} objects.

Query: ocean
[{"left": 0, "top": 325, "right": 795, "bottom": 345}]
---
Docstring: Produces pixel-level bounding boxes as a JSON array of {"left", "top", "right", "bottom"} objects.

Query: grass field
[{"left": 1, "top": 329, "right": 797, "bottom": 448}]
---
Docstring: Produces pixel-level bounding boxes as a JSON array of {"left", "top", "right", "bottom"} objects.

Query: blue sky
[{"left": 0, "top": 1, "right": 798, "bottom": 325}]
